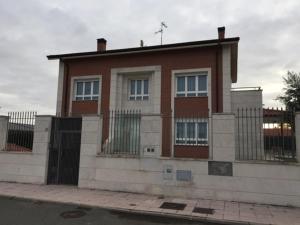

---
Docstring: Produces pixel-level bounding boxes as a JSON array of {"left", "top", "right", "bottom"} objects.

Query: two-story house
[{"left": 47, "top": 27, "right": 239, "bottom": 159}]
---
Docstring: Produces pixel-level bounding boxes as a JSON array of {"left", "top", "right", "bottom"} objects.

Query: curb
[{"left": 0, "top": 193, "right": 265, "bottom": 225}]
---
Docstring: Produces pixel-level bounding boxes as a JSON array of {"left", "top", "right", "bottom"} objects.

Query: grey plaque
[
  {"left": 176, "top": 170, "right": 192, "bottom": 181},
  {"left": 208, "top": 161, "right": 233, "bottom": 176}
]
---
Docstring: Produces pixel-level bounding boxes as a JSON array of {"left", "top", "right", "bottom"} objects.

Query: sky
[{"left": 0, "top": 0, "right": 299, "bottom": 115}]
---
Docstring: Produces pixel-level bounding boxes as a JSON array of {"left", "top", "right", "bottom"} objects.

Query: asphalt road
[{"left": 0, "top": 196, "right": 226, "bottom": 225}]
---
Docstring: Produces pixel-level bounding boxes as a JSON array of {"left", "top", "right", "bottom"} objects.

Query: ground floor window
[{"left": 175, "top": 119, "right": 208, "bottom": 145}]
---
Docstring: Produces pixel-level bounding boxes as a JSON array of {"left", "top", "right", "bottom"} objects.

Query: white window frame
[
  {"left": 175, "top": 119, "right": 208, "bottom": 146},
  {"left": 176, "top": 73, "right": 208, "bottom": 97},
  {"left": 128, "top": 79, "right": 149, "bottom": 101},
  {"left": 74, "top": 79, "right": 100, "bottom": 101}
]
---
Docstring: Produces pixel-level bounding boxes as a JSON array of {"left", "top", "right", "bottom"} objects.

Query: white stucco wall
[
  {"left": 231, "top": 89, "right": 264, "bottom": 160},
  {"left": 212, "top": 113, "right": 235, "bottom": 161},
  {"left": 140, "top": 114, "right": 162, "bottom": 157},
  {"left": 0, "top": 116, "right": 8, "bottom": 151},
  {"left": 79, "top": 156, "right": 300, "bottom": 207},
  {"left": 0, "top": 116, "right": 52, "bottom": 184},
  {"left": 56, "top": 61, "right": 64, "bottom": 116},
  {"left": 78, "top": 115, "right": 102, "bottom": 187},
  {"left": 296, "top": 112, "right": 300, "bottom": 163},
  {"left": 231, "top": 89, "right": 263, "bottom": 111},
  {"left": 78, "top": 114, "right": 300, "bottom": 207}
]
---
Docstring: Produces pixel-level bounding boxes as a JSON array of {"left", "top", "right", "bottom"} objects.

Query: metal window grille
[
  {"left": 6, "top": 111, "right": 37, "bottom": 152},
  {"left": 174, "top": 111, "right": 210, "bottom": 147}
]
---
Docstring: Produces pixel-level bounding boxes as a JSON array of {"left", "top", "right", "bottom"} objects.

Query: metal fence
[
  {"left": 6, "top": 111, "right": 37, "bottom": 152},
  {"left": 236, "top": 108, "right": 296, "bottom": 162},
  {"left": 102, "top": 110, "right": 141, "bottom": 156}
]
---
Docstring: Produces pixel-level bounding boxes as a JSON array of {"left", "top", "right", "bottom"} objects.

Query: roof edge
[{"left": 47, "top": 37, "right": 240, "bottom": 60}]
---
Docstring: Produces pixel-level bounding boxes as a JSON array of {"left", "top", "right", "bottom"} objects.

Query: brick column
[
  {"left": 212, "top": 113, "right": 235, "bottom": 161},
  {"left": 140, "top": 114, "right": 162, "bottom": 157},
  {"left": 32, "top": 115, "right": 52, "bottom": 184},
  {"left": 0, "top": 116, "right": 8, "bottom": 151},
  {"left": 295, "top": 112, "right": 300, "bottom": 163},
  {"left": 78, "top": 115, "right": 102, "bottom": 188}
]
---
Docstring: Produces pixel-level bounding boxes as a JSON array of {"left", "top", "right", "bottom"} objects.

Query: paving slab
[{"left": 0, "top": 182, "right": 299, "bottom": 225}]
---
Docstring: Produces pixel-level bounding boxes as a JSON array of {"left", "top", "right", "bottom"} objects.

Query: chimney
[
  {"left": 97, "top": 38, "right": 107, "bottom": 51},
  {"left": 218, "top": 27, "right": 225, "bottom": 40}
]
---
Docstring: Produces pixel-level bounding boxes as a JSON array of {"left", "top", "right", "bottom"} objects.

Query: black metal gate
[{"left": 47, "top": 117, "right": 82, "bottom": 185}]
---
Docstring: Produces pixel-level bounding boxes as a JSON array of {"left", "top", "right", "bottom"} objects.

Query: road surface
[{"left": 0, "top": 196, "right": 229, "bottom": 225}]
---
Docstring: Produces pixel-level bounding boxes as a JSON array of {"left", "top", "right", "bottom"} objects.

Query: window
[
  {"left": 129, "top": 79, "right": 149, "bottom": 100},
  {"left": 74, "top": 80, "right": 99, "bottom": 100},
  {"left": 176, "top": 73, "right": 207, "bottom": 97},
  {"left": 175, "top": 119, "right": 208, "bottom": 145}
]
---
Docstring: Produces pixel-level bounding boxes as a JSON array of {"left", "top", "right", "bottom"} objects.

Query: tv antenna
[{"left": 155, "top": 22, "right": 168, "bottom": 45}]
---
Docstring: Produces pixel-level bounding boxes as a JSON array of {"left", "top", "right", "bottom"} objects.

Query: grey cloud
[{"left": 0, "top": 0, "right": 300, "bottom": 115}]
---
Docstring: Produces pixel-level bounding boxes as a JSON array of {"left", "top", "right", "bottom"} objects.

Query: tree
[{"left": 277, "top": 71, "right": 300, "bottom": 111}]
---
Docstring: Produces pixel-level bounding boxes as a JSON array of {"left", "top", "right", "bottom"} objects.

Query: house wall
[
  {"left": 110, "top": 66, "right": 161, "bottom": 114},
  {"left": 56, "top": 61, "right": 64, "bottom": 116},
  {"left": 222, "top": 45, "right": 232, "bottom": 113},
  {"left": 60, "top": 45, "right": 230, "bottom": 157},
  {"left": 0, "top": 116, "right": 51, "bottom": 184},
  {"left": 231, "top": 89, "right": 263, "bottom": 110},
  {"left": 170, "top": 68, "right": 212, "bottom": 159}
]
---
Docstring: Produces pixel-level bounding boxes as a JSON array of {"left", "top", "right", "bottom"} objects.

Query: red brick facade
[{"left": 49, "top": 34, "right": 239, "bottom": 159}]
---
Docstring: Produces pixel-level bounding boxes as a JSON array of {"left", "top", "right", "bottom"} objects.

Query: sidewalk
[{"left": 0, "top": 182, "right": 299, "bottom": 225}]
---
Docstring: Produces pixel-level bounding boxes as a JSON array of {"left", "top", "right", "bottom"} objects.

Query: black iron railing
[
  {"left": 6, "top": 111, "right": 37, "bottom": 152},
  {"left": 236, "top": 108, "right": 296, "bottom": 162},
  {"left": 102, "top": 110, "right": 141, "bottom": 156}
]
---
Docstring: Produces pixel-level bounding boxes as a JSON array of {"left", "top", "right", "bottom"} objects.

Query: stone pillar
[
  {"left": 212, "top": 113, "right": 235, "bottom": 161},
  {"left": 140, "top": 114, "right": 162, "bottom": 157},
  {"left": 295, "top": 112, "right": 300, "bottom": 163},
  {"left": 0, "top": 116, "right": 8, "bottom": 151},
  {"left": 32, "top": 115, "right": 53, "bottom": 184},
  {"left": 78, "top": 115, "right": 102, "bottom": 188}
]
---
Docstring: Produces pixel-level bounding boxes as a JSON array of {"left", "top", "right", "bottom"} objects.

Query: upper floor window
[
  {"left": 74, "top": 79, "right": 99, "bottom": 101},
  {"left": 176, "top": 72, "right": 207, "bottom": 97},
  {"left": 129, "top": 79, "right": 149, "bottom": 100}
]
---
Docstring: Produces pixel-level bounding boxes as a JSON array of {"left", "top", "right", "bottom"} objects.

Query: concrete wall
[
  {"left": 231, "top": 89, "right": 264, "bottom": 160},
  {"left": 212, "top": 113, "right": 235, "bottom": 161},
  {"left": 0, "top": 116, "right": 8, "bottom": 151},
  {"left": 0, "top": 116, "right": 51, "bottom": 184},
  {"left": 296, "top": 112, "right": 300, "bottom": 163},
  {"left": 78, "top": 115, "right": 102, "bottom": 187},
  {"left": 79, "top": 156, "right": 300, "bottom": 207},
  {"left": 231, "top": 89, "right": 263, "bottom": 110},
  {"left": 140, "top": 114, "right": 162, "bottom": 157},
  {"left": 78, "top": 113, "right": 300, "bottom": 207}
]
